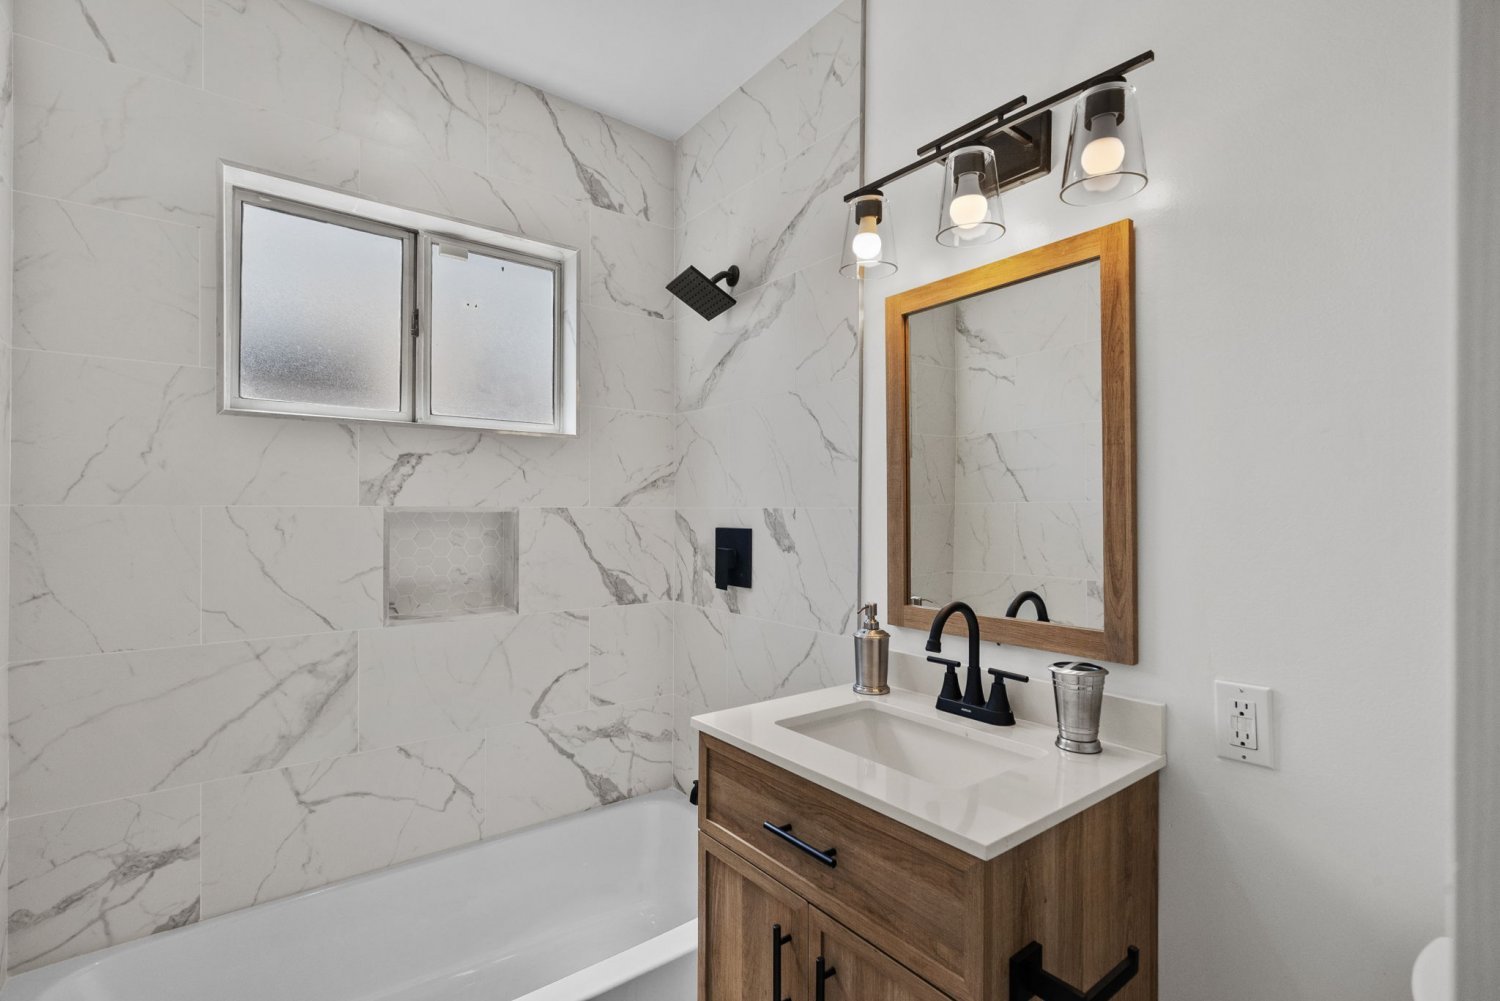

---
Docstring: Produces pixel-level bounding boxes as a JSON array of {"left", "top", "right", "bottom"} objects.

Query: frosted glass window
[
  {"left": 239, "top": 203, "right": 406, "bottom": 412},
  {"left": 428, "top": 244, "right": 557, "bottom": 425}
]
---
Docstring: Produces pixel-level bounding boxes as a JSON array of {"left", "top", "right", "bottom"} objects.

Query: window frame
[
  {"left": 415, "top": 233, "right": 566, "bottom": 432},
  {"left": 220, "top": 162, "right": 580, "bottom": 437}
]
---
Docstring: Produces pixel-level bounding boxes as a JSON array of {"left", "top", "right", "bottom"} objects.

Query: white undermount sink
[{"left": 777, "top": 700, "right": 1045, "bottom": 788}]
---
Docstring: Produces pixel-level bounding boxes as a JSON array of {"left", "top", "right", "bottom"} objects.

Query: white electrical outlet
[{"left": 1215, "top": 681, "right": 1275, "bottom": 768}]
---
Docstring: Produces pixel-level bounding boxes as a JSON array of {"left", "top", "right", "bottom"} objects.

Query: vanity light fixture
[
  {"left": 839, "top": 192, "right": 898, "bottom": 278},
  {"left": 839, "top": 50, "right": 1154, "bottom": 278}
]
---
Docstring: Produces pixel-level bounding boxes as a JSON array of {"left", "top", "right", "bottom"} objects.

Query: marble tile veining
[
  {"left": 357, "top": 422, "right": 588, "bottom": 509},
  {"left": 13, "top": 351, "right": 358, "bottom": 507},
  {"left": 357, "top": 611, "right": 589, "bottom": 751},
  {"left": 15, "top": 193, "right": 199, "bottom": 365},
  {"left": 203, "top": 507, "right": 384, "bottom": 642},
  {"left": 10, "top": 506, "right": 200, "bottom": 661},
  {"left": 519, "top": 507, "right": 679, "bottom": 613},
  {"left": 201, "top": 732, "right": 486, "bottom": 916},
  {"left": 589, "top": 604, "right": 674, "bottom": 707},
  {"left": 488, "top": 74, "right": 673, "bottom": 224},
  {"left": 15, "top": 0, "right": 203, "bottom": 85},
  {"left": 11, "top": 632, "right": 358, "bottom": 817},
  {"left": 7, "top": 788, "right": 200, "bottom": 973},
  {"left": 204, "top": 0, "right": 487, "bottom": 169}
]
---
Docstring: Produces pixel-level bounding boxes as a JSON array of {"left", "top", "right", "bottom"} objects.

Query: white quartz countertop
[{"left": 692, "top": 685, "right": 1165, "bottom": 861}]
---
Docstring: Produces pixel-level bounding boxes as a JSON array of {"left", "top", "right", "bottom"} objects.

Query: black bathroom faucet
[{"left": 925, "top": 600, "right": 1028, "bottom": 726}]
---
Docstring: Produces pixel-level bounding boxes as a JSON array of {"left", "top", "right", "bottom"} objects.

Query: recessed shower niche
[{"left": 383, "top": 510, "right": 519, "bottom": 622}]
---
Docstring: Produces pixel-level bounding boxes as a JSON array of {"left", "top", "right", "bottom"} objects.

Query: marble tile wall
[
  {"left": 0, "top": 0, "right": 13, "bottom": 985},
  {"left": 670, "top": 0, "right": 863, "bottom": 790},
  {"left": 5, "top": 0, "right": 677, "bottom": 973},
  {"left": 906, "top": 263, "right": 1106, "bottom": 628}
]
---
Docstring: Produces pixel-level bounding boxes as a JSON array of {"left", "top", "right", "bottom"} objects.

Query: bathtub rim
[{"left": 1, "top": 789, "right": 696, "bottom": 1001}]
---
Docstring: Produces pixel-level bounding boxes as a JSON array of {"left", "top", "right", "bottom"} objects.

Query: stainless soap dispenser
[{"left": 853, "top": 603, "right": 890, "bottom": 695}]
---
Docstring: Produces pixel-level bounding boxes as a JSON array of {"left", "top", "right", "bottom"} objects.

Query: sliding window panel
[
  {"left": 419, "top": 235, "right": 564, "bottom": 432},
  {"left": 226, "top": 192, "right": 415, "bottom": 422}
]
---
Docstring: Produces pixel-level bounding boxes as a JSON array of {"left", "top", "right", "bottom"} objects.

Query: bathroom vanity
[{"left": 693, "top": 687, "right": 1164, "bottom": 1001}]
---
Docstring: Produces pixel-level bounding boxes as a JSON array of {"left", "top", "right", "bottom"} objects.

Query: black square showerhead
[{"left": 666, "top": 264, "right": 739, "bottom": 321}]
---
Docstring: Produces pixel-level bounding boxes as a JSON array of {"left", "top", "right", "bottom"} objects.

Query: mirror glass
[{"left": 906, "top": 261, "right": 1104, "bottom": 628}]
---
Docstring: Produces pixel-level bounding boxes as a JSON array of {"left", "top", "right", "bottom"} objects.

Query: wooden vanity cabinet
[{"left": 697, "top": 734, "right": 1159, "bottom": 1001}]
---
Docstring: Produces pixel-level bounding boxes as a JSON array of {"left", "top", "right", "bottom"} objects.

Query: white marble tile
[
  {"left": 15, "top": 36, "right": 360, "bottom": 227},
  {"left": 910, "top": 433, "right": 956, "bottom": 507},
  {"left": 676, "top": 0, "right": 860, "bottom": 223},
  {"left": 518, "top": 507, "right": 679, "bottom": 612},
  {"left": 675, "top": 264, "right": 858, "bottom": 413},
  {"left": 580, "top": 307, "right": 674, "bottom": 414},
  {"left": 357, "top": 140, "right": 590, "bottom": 250},
  {"left": 203, "top": 507, "right": 383, "bottom": 642},
  {"left": 954, "top": 424, "right": 1101, "bottom": 504},
  {"left": 673, "top": 603, "right": 728, "bottom": 712},
  {"left": 10, "top": 506, "right": 199, "bottom": 661},
  {"left": 677, "top": 507, "right": 856, "bottom": 635},
  {"left": 12, "top": 351, "right": 358, "bottom": 506},
  {"left": 671, "top": 693, "right": 698, "bottom": 794},
  {"left": 589, "top": 408, "right": 676, "bottom": 508},
  {"left": 951, "top": 571, "right": 1098, "bottom": 630},
  {"left": 204, "top": 0, "right": 486, "bottom": 169},
  {"left": 952, "top": 261, "right": 1101, "bottom": 361},
  {"left": 908, "top": 572, "right": 953, "bottom": 610},
  {"left": 14, "top": 193, "right": 199, "bottom": 364},
  {"left": 485, "top": 697, "right": 672, "bottom": 837},
  {"left": 10, "top": 632, "right": 357, "bottom": 817},
  {"left": 910, "top": 502, "right": 955, "bottom": 578},
  {"left": 907, "top": 305, "right": 956, "bottom": 369},
  {"left": 1014, "top": 502, "right": 1104, "bottom": 580},
  {"left": 910, "top": 361, "right": 957, "bottom": 437},
  {"left": 201, "top": 732, "right": 486, "bottom": 916},
  {"left": 7, "top": 787, "right": 200, "bottom": 974},
  {"left": 358, "top": 611, "right": 589, "bottom": 751},
  {"left": 952, "top": 503, "right": 1018, "bottom": 574},
  {"left": 724, "top": 616, "right": 845, "bottom": 708},
  {"left": 677, "top": 118, "right": 858, "bottom": 294},
  {"left": 954, "top": 353, "right": 1019, "bottom": 437},
  {"left": 1014, "top": 341, "right": 1102, "bottom": 430},
  {"left": 16, "top": 0, "right": 203, "bottom": 85},
  {"left": 488, "top": 73, "right": 673, "bottom": 225},
  {"left": 356, "top": 421, "right": 588, "bottom": 508},
  {"left": 588, "top": 206, "right": 673, "bottom": 319},
  {"left": 676, "top": 385, "right": 857, "bottom": 509},
  {"left": 589, "top": 603, "right": 673, "bottom": 707}
]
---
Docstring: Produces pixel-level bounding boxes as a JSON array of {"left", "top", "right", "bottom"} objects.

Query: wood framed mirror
[{"left": 886, "top": 219, "right": 1137, "bottom": 663}]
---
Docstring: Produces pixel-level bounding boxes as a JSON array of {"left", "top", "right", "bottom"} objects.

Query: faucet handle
[
  {"left": 928, "top": 656, "right": 964, "bottom": 702},
  {"left": 988, "top": 669, "right": 1030, "bottom": 684}
]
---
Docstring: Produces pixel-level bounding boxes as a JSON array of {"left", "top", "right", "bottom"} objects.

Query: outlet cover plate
[{"left": 1215, "top": 680, "right": 1275, "bottom": 768}]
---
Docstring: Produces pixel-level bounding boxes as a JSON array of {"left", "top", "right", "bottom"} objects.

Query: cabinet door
[
  {"left": 701, "top": 834, "right": 811, "bottom": 1001},
  {"left": 811, "top": 908, "right": 953, "bottom": 1001}
]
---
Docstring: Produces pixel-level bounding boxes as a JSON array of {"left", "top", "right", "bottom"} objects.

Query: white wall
[{"left": 861, "top": 2, "right": 1455, "bottom": 998}]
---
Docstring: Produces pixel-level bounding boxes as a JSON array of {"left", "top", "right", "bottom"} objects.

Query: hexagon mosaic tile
[{"left": 384, "top": 510, "right": 518, "bottom": 621}]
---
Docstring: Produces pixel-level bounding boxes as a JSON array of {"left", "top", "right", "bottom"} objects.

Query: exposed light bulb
[
  {"left": 851, "top": 215, "right": 882, "bottom": 261},
  {"left": 947, "top": 172, "right": 989, "bottom": 229},
  {"left": 1080, "top": 135, "right": 1126, "bottom": 176}
]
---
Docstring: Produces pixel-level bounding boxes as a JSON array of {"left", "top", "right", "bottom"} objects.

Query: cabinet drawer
[{"left": 700, "top": 735, "right": 985, "bottom": 1000}]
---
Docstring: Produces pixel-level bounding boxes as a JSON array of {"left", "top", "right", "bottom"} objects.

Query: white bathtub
[{"left": 2, "top": 791, "right": 697, "bottom": 1001}]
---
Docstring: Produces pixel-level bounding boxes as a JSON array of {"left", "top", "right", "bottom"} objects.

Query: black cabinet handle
[
  {"left": 771, "top": 924, "right": 792, "bottom": 1001},
  {"left": 815, "top": 956, "right": 838, "bottom": 1001},
  {"left": 1008, "top": 941, "right": 1139, "bottom": 1001},
  {"left": 763, "top": 822, "right": 838, "bottom": 868}
]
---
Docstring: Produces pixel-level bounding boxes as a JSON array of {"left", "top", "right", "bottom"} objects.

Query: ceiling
[{"left": 313, "top": 0, "right": 846, "bottom": 139}]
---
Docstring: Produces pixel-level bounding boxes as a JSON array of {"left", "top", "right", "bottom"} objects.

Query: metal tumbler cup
[{"left": 1050, "top": 661, "right": 1109, "bottom": 754}]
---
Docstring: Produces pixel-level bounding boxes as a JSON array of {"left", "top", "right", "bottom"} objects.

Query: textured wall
[
  {"left": 861, "top": 1, "right": 1455, "bottom": 998},
  {"left": 0, "top": 0, "right": 12, "bottom": 985},
  {"left": 669, "top": 0, "right": 862, "bottom": 790},
  {"left": 5, "top": 0, "right": 678, "bottom": 973}
]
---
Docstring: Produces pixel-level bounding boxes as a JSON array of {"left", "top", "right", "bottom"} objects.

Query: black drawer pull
[
  {"left": 772, "top": 923, "right": 792, "bottom": 1001},
  {"left": 763, "top": 822, "right": 838, "bottom": 868}
]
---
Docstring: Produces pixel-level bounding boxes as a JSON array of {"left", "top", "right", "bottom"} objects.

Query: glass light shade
[
  {"left": 935, "top": 145, "right": 1005, "bottom": 247},
  {"left": 1060, "top": 80, "right": 1148, "bottom": 206},
  {"left": 839, "top": 192, "right": 898, "bottom": 279}
]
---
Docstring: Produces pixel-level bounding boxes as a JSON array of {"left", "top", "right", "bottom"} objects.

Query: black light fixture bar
[
  {"left": 917, "top": 94, "right": 1028, "bottom": 157},
  {"left": 843, "top": 49, "right": 1156, "bottom": 203}
]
